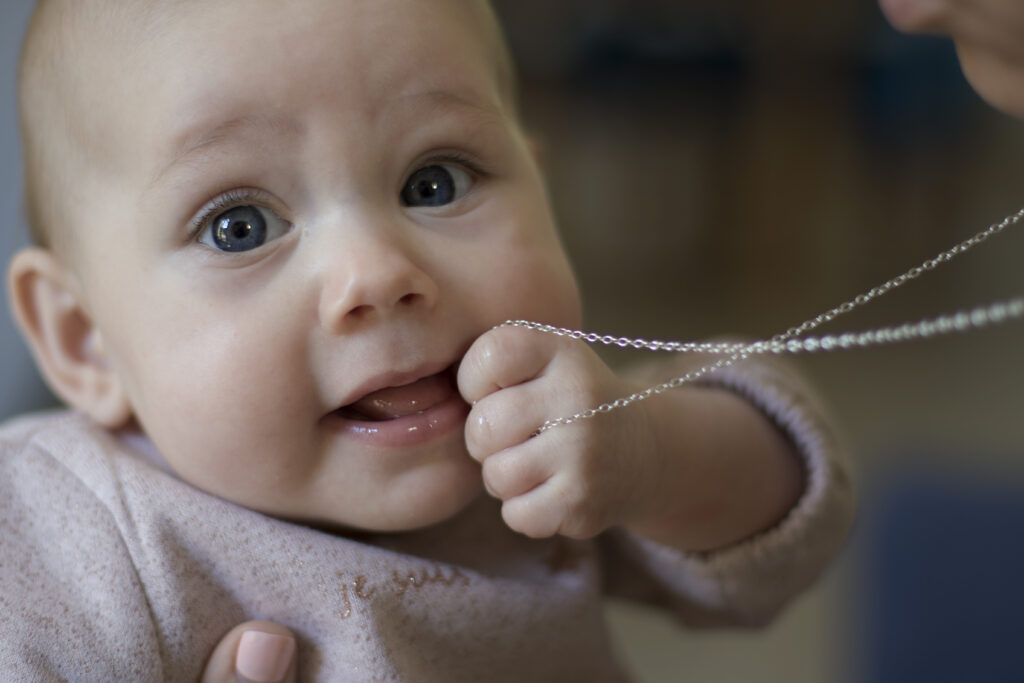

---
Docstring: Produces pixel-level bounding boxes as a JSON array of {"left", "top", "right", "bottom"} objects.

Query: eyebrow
[
  {"left": 152, "top": 112, "right": 303, "bottom": 187},
  {"left": 396, "top": 88, "right": 507, "bottom": 126},
  {"left": 149, "top": 89, "right": 505, "bottom": 188}
]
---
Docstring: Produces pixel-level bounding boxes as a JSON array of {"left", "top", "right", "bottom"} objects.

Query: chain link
[{"left": 500, "top": 207, "right": 1024, "bottom": 434}]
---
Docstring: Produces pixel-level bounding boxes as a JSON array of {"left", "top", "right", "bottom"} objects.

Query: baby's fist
[{"left": 457, "top": 325, "right": 654, "bottom": 539}]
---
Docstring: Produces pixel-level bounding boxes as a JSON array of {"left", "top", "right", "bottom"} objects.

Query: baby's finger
[
  {"left": 465, "top": 381, "right": 556, "bottom": 461},
  {"left": 500, "top": 448, "right": 611, "bottom": 541},
  {"left": 499, "top": 480, "right": 566, "bottom": 539},
  {"left": 457, "top": 325, "right": 560, "bottom": 404},
  {"left": 480, "top": 441, "right": 554, "bottom": 501}
]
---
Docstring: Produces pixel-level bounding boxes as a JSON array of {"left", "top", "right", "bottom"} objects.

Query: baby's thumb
[{"left": 201, "top": 620, "right": 297, "bottom": 683}]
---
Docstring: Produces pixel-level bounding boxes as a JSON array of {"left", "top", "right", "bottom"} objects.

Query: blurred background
[{"left": 3, "top": 1, "right": 1024, "bottom": 681}]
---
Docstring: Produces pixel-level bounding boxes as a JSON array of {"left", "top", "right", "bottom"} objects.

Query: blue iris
[
  {"left": 401, "top": 165, "right": 459, "bottom": 207},
  {"left": 212, "top": 206, "right": 268, "bottom": 252}
]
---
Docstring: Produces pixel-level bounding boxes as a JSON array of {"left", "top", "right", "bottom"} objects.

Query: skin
[
  {"left": 879, "top": 0, "right": 1024, "bottom": 117},
  {"left": 10, "top": 0, "right": 804, "bottom": 676},
  {"left": 21, "top": 0, "right": 581, "bottom": 533},
  {"left": 202, "top": 621, "right": 297, "bottom": 683}
]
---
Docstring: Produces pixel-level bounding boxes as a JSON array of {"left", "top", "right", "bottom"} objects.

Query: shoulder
[
  {"left": 0, "top": 410, "right": 124, "bottom": 499},
  {"left": 0, "top": 410, "right": 142, "bottom": 572},
  {"left": 0, "top": 411, "right": 164, "bottom": 678},
  {"left": 0, "top": 408, "right": 114, "bottom": 454},
  {"left": 0, "top": 409, "right": 133, "bottom": 549}
]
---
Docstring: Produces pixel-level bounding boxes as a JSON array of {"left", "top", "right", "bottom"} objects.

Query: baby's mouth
[{"left": 334, "top": 367, "right": 460, "bottom": 422}]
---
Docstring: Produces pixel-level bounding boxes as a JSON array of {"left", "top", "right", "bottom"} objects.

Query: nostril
[
  {"left": 347, "top": 304, "right": 374, "bottom": 319},
  {"left": 341, "top": 295, "right": 417, "bottom": 323}
]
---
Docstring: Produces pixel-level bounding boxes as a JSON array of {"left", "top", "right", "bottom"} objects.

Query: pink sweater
[{"left": 0, "top": 362, "right": 853, "bottom": 681}]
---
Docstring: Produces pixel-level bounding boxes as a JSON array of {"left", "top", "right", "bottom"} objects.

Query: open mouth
[
  {"left": 333, "top": 365, "right": 460, "bottom": 422},
  {"left": 327, "top": 363, "right": 470, "bottom": 447}
]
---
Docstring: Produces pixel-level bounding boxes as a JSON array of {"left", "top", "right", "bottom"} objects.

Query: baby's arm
[
  {"left": 620, "top": 368, "right": 805, "bottom": 550},
  {"left": 458, "top": 326, "right": 807, "bottom": 549},
  {"left": 459, "top": 325, "right": 853, "bottom": 624}
]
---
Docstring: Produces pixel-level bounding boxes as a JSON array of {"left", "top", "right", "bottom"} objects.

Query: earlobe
[{"left": 7, "top": 248, "right": 132, "bottom": 428}]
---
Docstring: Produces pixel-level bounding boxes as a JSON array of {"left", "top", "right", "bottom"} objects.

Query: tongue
[{"left": 347, "top": 371, "right": 456, "bottom": 421}]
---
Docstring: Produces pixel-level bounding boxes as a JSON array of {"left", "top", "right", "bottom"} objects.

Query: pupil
[
  {"left": 231, "top": 222, "right": 251, "bottom": 239},
  {"left": 402, "top": 166, "right": 455, "bottom": 207},
  {"left": 212, "top": 205, "right": 267, "bottom": 252},
  {"left": 418, "top": 181, "right": 438, "bottom": 198}
]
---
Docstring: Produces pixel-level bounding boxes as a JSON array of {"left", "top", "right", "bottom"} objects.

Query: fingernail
[{"left": 236, "top": 630, "right": 295, "bottom": 683}]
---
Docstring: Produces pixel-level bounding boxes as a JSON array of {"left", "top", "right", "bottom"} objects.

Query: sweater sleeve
[
  {"left": 0, "top": 415, "right": 164, "bottom": 681},
  {"left": 600, "top": 353, "right": 855, "bottom": 627}
]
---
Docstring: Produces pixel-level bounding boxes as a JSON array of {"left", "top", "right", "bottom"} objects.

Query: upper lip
[{"left": 331, "top": 358, "right": 457, "bottom": 412}]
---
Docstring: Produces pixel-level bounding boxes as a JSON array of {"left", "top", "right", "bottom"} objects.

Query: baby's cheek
[
  {"left": 520, "top": 255, "right": 581, "bottom": 327},
  {"left": 476, "top": 247, "right": 581, "bottom": 329},
  {"left": 131, "top": 326, "right": 313, "bottom": 500},
  {"left": 147, "top": 400, "right": 311, "bottom": 511}
]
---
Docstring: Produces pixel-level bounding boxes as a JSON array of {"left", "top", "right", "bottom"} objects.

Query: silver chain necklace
[{"left": 501, "top": 207, "right": 1024, "bottom": 434}]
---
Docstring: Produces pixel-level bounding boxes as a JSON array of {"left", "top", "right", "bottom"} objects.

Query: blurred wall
[
  {"left": 1, "top": 0, "right": 53, "bottom": 422},
  {"left": 494, "top": 3, "right": 1024, "bottom": 683}
]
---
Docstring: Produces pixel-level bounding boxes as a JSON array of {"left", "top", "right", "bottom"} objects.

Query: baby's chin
[
  {"left": 300, "top": 491, "right": 490, "bottom": 540},
  {"left": 264, "top": 466, "right": 487, "bottom": 538}
]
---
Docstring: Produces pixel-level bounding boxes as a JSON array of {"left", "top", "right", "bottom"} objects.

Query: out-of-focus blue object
[
  {"left": 858, "top": 20, "right": 976, "bottom": 150},
  {"left": 861, "top": 464, "right": 1024, "bottom": 683}
]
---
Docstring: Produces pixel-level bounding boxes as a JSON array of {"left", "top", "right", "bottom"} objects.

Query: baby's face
[{"left": 65, "top": 0, "right": 581, "bottom": 531}]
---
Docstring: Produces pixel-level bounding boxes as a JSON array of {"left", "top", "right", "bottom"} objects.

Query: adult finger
[
  {"left": 878, "top": 0, "right": 950, "bottom": 33},
  {"left": 201, "top": 621, "right": 297, "bottom": 683}
]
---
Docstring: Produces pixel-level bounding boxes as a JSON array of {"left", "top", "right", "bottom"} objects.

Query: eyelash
[
  {"left": 186, "top": 153, "right": 486, "bottom": 241},
  {"left": 187, "top": 188, "right": 277, "bottom": 243},
  {"left": 429, "top": 152, "right": 480, "bottom": 172},
  {"left": 414, "top": 152, "right": 485, "bottom": 182}
]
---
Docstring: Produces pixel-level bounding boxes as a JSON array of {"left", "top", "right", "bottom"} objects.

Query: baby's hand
[{"left": 457, "top": 325, "right": 658, "bottom": 539}]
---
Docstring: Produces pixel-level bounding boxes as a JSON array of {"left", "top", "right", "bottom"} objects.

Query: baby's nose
[{"left": 317, "top": 237, "right": 438, "bottom": 332}]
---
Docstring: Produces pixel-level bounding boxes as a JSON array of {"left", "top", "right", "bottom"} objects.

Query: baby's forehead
[
  {"left": 60, "top": 0, "right": 505, "bottom": 54},
  {"left": 60, "top": 0, "right": 512, "bottom": 135},
  {"left": 21, "top": 0, "right": 512, "bottom": 251},
  {"left": 31, "top": 0, "right": 507, "bottom": 85}
]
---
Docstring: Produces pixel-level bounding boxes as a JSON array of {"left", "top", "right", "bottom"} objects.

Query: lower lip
[{"left": 325, "top": 393, "right": 470, "bottom": 448}]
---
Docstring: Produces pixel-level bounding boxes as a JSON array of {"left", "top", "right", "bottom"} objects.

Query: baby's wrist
[
  {"left": 610, "top": 389, "right": 701, "bottom": 547},
  {"left": 614, "top": 384, "right": 760, "bottom": 552}
]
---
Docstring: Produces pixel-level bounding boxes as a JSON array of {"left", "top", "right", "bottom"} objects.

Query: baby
[{"left": 1, "top": 0, "right": 853, "bottom": 681}]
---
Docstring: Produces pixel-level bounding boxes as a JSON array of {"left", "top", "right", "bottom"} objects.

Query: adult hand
[
  {"left": 879, "top": 0, "right": 1024, "bottom": 117},
  {"left": 201, "top": 621, "right": 297, "bottom": 683}
]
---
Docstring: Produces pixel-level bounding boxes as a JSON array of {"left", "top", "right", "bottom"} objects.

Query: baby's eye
[
  {"left": 400, "top": 164, "right": 473, "bottom": 208},
  {"left": 199, "top": 205, "right": 290, "bottom": 252}
]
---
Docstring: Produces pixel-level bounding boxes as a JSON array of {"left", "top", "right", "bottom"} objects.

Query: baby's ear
[{"left": 7, "top": 248, "right": 132, "bottom": 428}]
